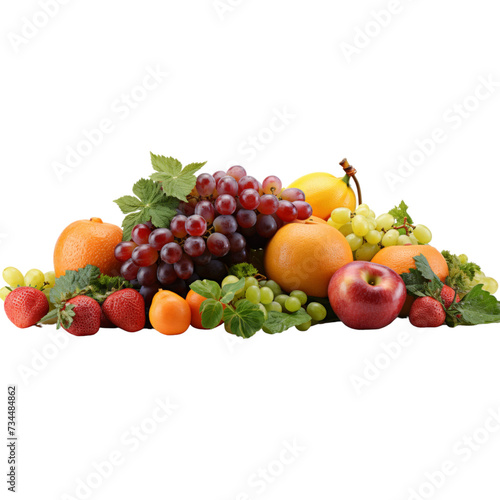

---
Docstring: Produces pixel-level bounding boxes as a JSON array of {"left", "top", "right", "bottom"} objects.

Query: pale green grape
[
  {"left": 365, "top": 230, "right": 382, "bottom": 245},
  {"left": 44, "top": 271, "right": 56, "bottom": 288},
  {"left": 24, "top": 269, "right": 45, "bottom": 290},
  {"left": 266, "top": 280, "right": 282, "bottom": 296},
  {"left": 458, "top": 254, "right": 468, "bottom": 265},
  {"left": 258, "top": 303, "right": 268, "bottom": 320},
  {"left": 409, "top": 234, "right": 419, "bottom": 245},
  {"left": 346, "top": 234, "right": 363, "bottom": 251},
  {"left": 382, "top": 229, "right": 400, "bottom": 247},
  {"left": 265, "top": 301, "right": 282, "bottom": 313},
  {"left": 366, "top": 217, "right": 377, "bottom": 230},
  {"left": 331, "top": 207, "right": 352, "bottom": 225},
  {"left": 0, "top": 287, "right": 10, "bottom": 301},
  {"left": 413, "top": 224, "right": 432, "bottom": 244},
  {"left": 338, "top": 223, "right": 353, "bottom": 236},
  {"left": 3, "top": 267, "right": 25, "bottom": 288},
  {"left": 259, "top": 280, "right": 268, "bottom": 287},
  {"left": 296, "top": 320, "right": 311, "bottom": 331},
  {"left": 355, "top": 243, "right": 379, "bottom": 261},
  {"left": 376, "top": 213, "right": 395, "bottom": 231},
  {"left": 352, "top": 215, "right": 370, "bottom": 237},
  {"left": 245, "top": 276, "right": 259, "bottom": 290},
  {"left": 222, "top": 275, "right": 239, "bottom": 288},
  {"left": 290, "top": 290, "right": 307, "bottom": 306},
  {"left": 368, "top": 210, "right": 376, "bottom": 219},
  {"left": 355, "top": 204, "right": 371, "bottom": 217},
  {"left": 327, "top": 218, "right": 342, "bottom": 229},
  {"left": 245, "top": 285, "right": 261, "bottom": 304},
  {"left": 397, "top": 235, "right": 412, "bottom": 245},
  {"left": 285, "top": 296, "right": 301, "bottom": 313},
  {"left": 480, "top": 277, "right": 498, "bottom": 295},
  {"left": 260, "top": 287, "right": 274, "bottom": 304},
  {"left": 307, "top": 302, "right": 327, "bottom": 321},
  {"left": 275, "top": 294, "right": 289, "bottom": 308}
]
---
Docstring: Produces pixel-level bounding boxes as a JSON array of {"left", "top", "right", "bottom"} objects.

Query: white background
[{"left": 1, "top": 1, "right": 500, "bottom": 499}]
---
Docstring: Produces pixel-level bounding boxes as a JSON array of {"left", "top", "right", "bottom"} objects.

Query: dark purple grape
[
  {"left": 157, "top": 262, "right": 177, "bottom": 285},
  {"left": 137, "top": 264, "right": 158, "bottom": 286},
  {"left": 166, "top": 279, "right": 188, "bottom": 298},
  {"left": 213, "top": 215, "right": 237, "bottom": 235},
  {"left": 140, "top": 284, "right": 160, "bottom": 306},
  {"left": 236, "top": 209, "right": 257, "bottom": 229},
  {"left": 207, "top": 233, "right": 230, "bottom": 257},
  {"left": 121, "top": 259, "right": 140, "bottom": 281},
  {"left": 179, "top": 200, "right": 195, "bottom": 216},
  {"left": 256, "top": 214, "right": 278, "bottom": 238},
  {"left": 193, "top": 249, "right": 212, "bottom": 266},
  {"left": 149, "top": 228, "right": 174, "bottom": 250},
  {"left": 195, "top": 260, "right": 227, "bottom": 283},
  {"left": 160, "top": 242, "right": 183, "bottom": 264},
  {"left": 228, "top": 248, "right": 248, "bottom": 265},
  {"left": 227, "top": 232, "right": 246, "bottom": 252},
  {"left": 184, "top": 236, "right": 206, "bottom": 257},
  {"left": 174, "top": 254, "right": 194, "bottom": 280}
]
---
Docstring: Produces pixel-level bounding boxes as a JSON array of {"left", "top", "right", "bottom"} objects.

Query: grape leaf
[
  {"left": 149, "top": 153, "right": 206, "bottom": 202},
  {"left": 189, "top": 280, "right": 221, "bottom": 301},
  {"left": 223, "top": 300, "right": 265, "bottom": 339},
  {"left": 200, "top": 299, "right": 224, "bottom": 329},
  {"left": 221, "top": 278, "right": 245, "bottom": 304},
  {"left": 389, "top": 200, "right": 413, "bottom": 225},
  {"left": 114, "top": 178, "right": 179, "bottom": 240},
  {"left": 262, "top": 310, "right": 312, "bottom": 334}
]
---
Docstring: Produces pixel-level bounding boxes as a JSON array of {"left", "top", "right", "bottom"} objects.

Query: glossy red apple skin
[{"left": 328, "top": 261, "right": 407, "bottom": 329}]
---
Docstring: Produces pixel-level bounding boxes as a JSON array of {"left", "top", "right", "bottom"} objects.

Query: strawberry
[
  {"left": 409, "top": 296, "right": 446, "bottom": 327},
  {"left": 440, "top": 285, "right": 460, "bottom": 309},
  {"left": 102, "top": 289, "right": 145, "bottom": 332},
  {"left": 63, "top": 296, "right": 101, "bottom": 336},
  {"left": 100, "top": 308, "right": 116, "bottom": 328},
  {"left": 4, "top": 287, "right": 49, "bottom": 328}
]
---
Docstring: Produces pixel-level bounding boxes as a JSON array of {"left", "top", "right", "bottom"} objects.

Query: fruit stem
[{"left": 339, "top": 158, "right": 362, "bottom": 205}]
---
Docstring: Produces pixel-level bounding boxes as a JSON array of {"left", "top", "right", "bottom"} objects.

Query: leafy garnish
[
  {"left": 400, "top": 254, "right": 443, "bottom": 299},
  {"left": 200, "top": 299, "right": 224, "bottom": 329},
  {"left": 220, "top": 278, "right": 245, "bottom": 304},
  {"left": 150, "top": 153, "right": 206, "bottom": 202},
  {"left": 49, "top": 265, "right": 101, "bottom": 306},
  {"left": 223, "top": 300, "right": 266, "bottom": 339},
  {"left": 263, "top": 310, "right": 311, "bottom": 334},
  {"left": 389, "top": 201, "right": 414, "bottom": 234},
  {"left": 441, "top": 250, "right": 482, "bottom": 298},
  {"left": 114, "top": 178, "right": 179, "bottom": 241},
  {"left": 190, "top": 279, "right": 222, "bottom": 301},
  {"left": 228, "top": 263, "right": 259, "bottom": 279},
  {"left": 446, "top": 285, "right": 500, "bottom": 327}
]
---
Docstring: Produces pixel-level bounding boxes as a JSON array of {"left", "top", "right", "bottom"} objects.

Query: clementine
[{"left": 150, "top": 290, "right": 191, "bottom": 335}]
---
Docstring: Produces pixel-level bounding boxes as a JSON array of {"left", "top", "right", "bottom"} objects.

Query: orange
[
  {"left": 150, "top": 290, "right": 191, "bottom": 335},
  {"left": 287, "top": 173, "right": 356, "bottom": 220},
  {"left": 186, "top": 289, "right": 225, "bottom": 329},
  {"left": 264, "top": 220, "right": 353, "bottom": 297},
  {"left": 54, "top": 218, "right": 123, "bottom": 278},
  {"left": 371, "top": 245, "right": 449, "bottom": 282}
]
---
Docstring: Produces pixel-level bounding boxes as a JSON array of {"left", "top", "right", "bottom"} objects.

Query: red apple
[{"left": 328, "top": 261, "right": 407, "bottom": 329}]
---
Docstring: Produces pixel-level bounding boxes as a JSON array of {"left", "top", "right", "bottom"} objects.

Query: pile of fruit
[{"left": 2, "top": 154, "right": 499, "bottom": 337}]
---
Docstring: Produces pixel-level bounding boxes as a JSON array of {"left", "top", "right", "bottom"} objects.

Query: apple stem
[{"left": 339, "top": 158, "right": 362, "bottom": 205}]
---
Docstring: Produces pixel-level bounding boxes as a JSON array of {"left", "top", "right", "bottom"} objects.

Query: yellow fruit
[
  {"left": 2, "top": 267, "right": 25, "bottom": 288},
  {"left": 0, "top": 287, "right": 10, "bottom": 301},
  {"left": 287, "top": 172, "right": 356, "bottom": 220},
  {"left": 24, "top": 269, "right": 45, "bottom": 290}
]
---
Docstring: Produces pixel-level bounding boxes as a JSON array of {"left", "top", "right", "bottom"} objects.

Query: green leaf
[
  {"left": 389, "top": 200, "right": 413, "bottom": 226},
  {"left": 200, "top": 299, "right": 224, "bottom": 329},
  {"left": 114, "top": 178, "right": 178, "bottom": 240},
  {"left": 50, "top": 265, "right": 100, "bottom": 306},
  {"left": 149, "top": 153, "right": 206, "bottom": 202},
  {"left": 262, "top": 310, "right": 312, "bottom": 334},
  {"left": 441, "top": 250, "right": 482, "bottom": 297},
  {"left": 221, "top": 278, "right": 245, "bottom": 304},
  {"left": 223, "top": 300, "right": 266, "bottom": 339},
  {"left": 189, "top": 280, "right": 221, "bottom": 301},
  {"left": 450, "top": 285, "right": 500, "bottom": 326},
  {"left": 401, "top": 254, "right": 443, "bottom": 299},
  {"left": 413, "top": 254, "right": 440, "bottom": 282}
]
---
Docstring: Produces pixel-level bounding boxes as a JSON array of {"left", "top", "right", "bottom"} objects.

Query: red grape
[
  {"left": 236, "top": 209, "right": 257, "bottom": 228},
  {"left": 213, "top": 170, "right": 226, "bottom": 184},
  {"left": 215, "top": 194, "right": 237, "bottom": 215},
  {"left": 262, "top": 175, "right": 282, "bottom": 195},
  {"left": 256, "top": 214, "right": 278, "bottom": 238},
  {"left": 293, "top": 201, "right": 313, "bottom": 219},
  {"left": 157, "top": 262, "right": 177, "bottom": 285},
  {"left": 149, "top": 228, "right": 174, "bottom": 250},
  {"left": 140, "top": 284, "right": 160, "bottom": 306},
  {"left": 132, "top": 244, "right": 159, "bottom": 267},
  {"left": 160, "top": 242, "right": 183, "bottom": 264},
  {"left": 276, "top": 200, "right": 298, "bottom": 222},
  {"left": 213, "top": 215, "right": 237, "bottom": 234},
  {"left": 195, "top": 200, "right": 215, "bottom": 224},
  {"left": 185, "top": 215, "right": 207, "bottom": 237},
  {"left": 137, "top": 264, "right": 158, "bottom": 286},
  {"left": 238, "top": 176, "right": 259, "bottom": 193},
  {"left": 239, "top": 188, "right": 260, "bottom": 210},
  {"left": 258, "top": 194, "right": 279, "bottom": 215},
  {"left": 114, "top": 241, "right": 138, "bottom": 262},
  {"left": 196, "top": 173, "right": 217, "bottom": 197},
  {"left": 281, "top": 188, "right": 305, "bottom": 202},
  {"left": 217, "top": 176, "right": 238, "bottom": 196},
  {"left": 207, "top": 233, "right": 230, "bottom": 257},
  {"left": 184, "top": 236, "right": 206, "bottom": 257},
  {"left": 170, "top": 215, "right": 188, "bottom": 238},
  {"left": 227, "top": 232, "right": 246, "bottom": 252},
  {"left": 226, "top": 165, "right": 247, "bottom": 181},
  {"left": 193, "top": 249, "right": 212, "bottom": 266},
  {"left": 179, "top": 200, "right": 196, "bottom": 216},
  {"left": 228, "top": 248, "right": 248, "bottom": 264},
  {"left": 174, "top": 254, "right": 194, "bottom": 280},
  {"left": 121, "top": 259, "right": 140, "bottom": 281},
  {"left": 132, "top": 224, "right": 152, "bottom": 245}
]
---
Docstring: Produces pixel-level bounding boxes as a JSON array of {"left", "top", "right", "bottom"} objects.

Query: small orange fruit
[
  {"left": 186, "top": 289, "right": 225, "bottom": 329},
  {"left": 150, "top": 290, "right": 191, "bottom": 335},
  {"left": 371, "top": 245, "right": 449, "bottom": 282},
  {"left": 264, "top": 220, "right": 353, "bottom": 297},
  {"left": 54, "top": 218, "right": 123, "bottom": 278}
]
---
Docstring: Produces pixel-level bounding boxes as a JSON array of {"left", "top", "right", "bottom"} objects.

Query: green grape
[
  {"left": 382, "top": 229, "right": 400, "bottom": 247},
  {"left": 245, "top": 276, "right": 259, "bottom": 290},
  {"left": 346, "top": 233, "right": 363, "bottom": 251},
  {"left": 285, "top": 296, "right": 301, "bottom": 313},
  {"left": 260, "top": 286, "right": 274, "bottom": 304},
  {"left": 222, "top": 275, "right": 239, "bottom": 288},
  {"left": 24, "top": 269, "right": 45, "bottom": 289},
  {"left": 258, "top": 303, "right": 268, "bottom": 321},
  {"left": 338, "top": 223, "right": 353, "bottom": 236},
  {"left": 355, "top": 243, "right": 379, "bottom": 261},
  {"left": 259, "top": 280, "right": 268, "bottom": 287},
  {"left": 480, "top": 277, "right": 498, "bottom": 295},
  {"left": 368, "top": 210, "right": 376, "bottom": 219},
  {"left": 266, "top": 280, "right": 282, "bottom": 296},
  {"left": 290, "top": 290, "right": 307, "bottom": 306},
  {"left": 355, "top": 204, "right": 371, "bottom": 217},
  {"left": 0, "top": 287, "right": 10, "bottom": 301},
  {"left": 366, "top": 217, "right": 377, "bottom": 231},
  {"left": 44, "top": 271, "right": 56, "bottom": 288},
  {"left": 365, "top": 230, "right": 382, "bottom": 245},
  {"left": 397, "top": 235, "right": 412, "bottom": 245},
  {"left": 275, "top": 294, "right": 289, "bottom": 308},
  {"left": 296, "top": 320, "right": 311, "bottom": 331},
  {"left": 306, "top": 302, "right": 327, "bottom": 321},
  {"left": 265, "top": 301, "right": 282, "bottom": 313},
  {"left": 413, "top": 224, "right": 432, "bottom": 244},
  {"left": 409, "top": 234, "right": 419, "bottom": 245},
  {"left": 3, "top": 267, "right": 25, "bottom": 288},
  {"left": 245, "top": 285, "right": 261, "bottom": 304},
  {"left": 327, "top": 218, "right": 341, "bottom": 229},
  {"left": 352, "top": 215, "right": 370, "bottom": 237},
  {"left": 376, "top": 213, "right": 395, "bottom": 231},
  {"left": 458, "top": 254, "right": 468, "bottom": 265},
  {"left": 331, "top": 207, "right": 352, "bottom": 225}
]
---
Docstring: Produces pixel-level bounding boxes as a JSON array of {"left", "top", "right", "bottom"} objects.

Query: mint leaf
[
  {"left": 50, "top": 265, "right": 100, "bottom": 306},
  {"left": 114, "top": 178, "right": 178, "bottom": 240},
  {"left": 223, "top": 300, "right": 265, "bottom": 339},
  {"left": 389, "top": 200, "right": 413, "bottom": 226},
  {"left": 200, "top": 299, "right": 224, "bottom": 329},
  {"left": 449, "top": 285, "right": 500, "bottom": 326},
  {"left": 189, "top": 280, "right": 221, "bottom": 301},
  {"left": 149, "top": 153, "right": 206, "bottom": 202},
  {"left": 262, "top": 310, "right": 312, "bottom": 334},
  {"left": 221, "top": 278, "right": 245, "bottom": 304}
]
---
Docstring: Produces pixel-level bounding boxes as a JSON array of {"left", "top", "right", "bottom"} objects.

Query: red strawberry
[
  {"left": 100, "top": 308, "right": 116, "bottom": 328},
  {"left": 64, "top": 296, "right": 101, "bottom": 336},
  {"left": 4, "top": 287, "right": 49, "bottom": 328},
  {"left": 409, "top": 296, "right": 446, "bottom": 327},
  {"left": 102, "top": 289, "right": 145, "bottom": 332},
  {"left": 440, "top": 285, "right": 460, "bottom": 309}
]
